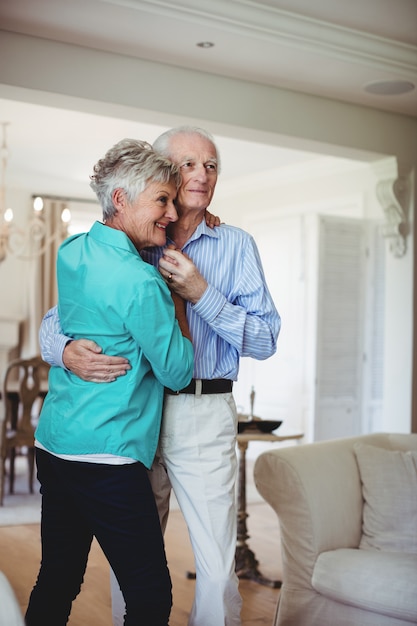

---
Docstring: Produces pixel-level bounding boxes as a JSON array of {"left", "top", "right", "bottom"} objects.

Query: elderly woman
[{"left": 25, "top": 139, "right": 194, "bottom": 626}]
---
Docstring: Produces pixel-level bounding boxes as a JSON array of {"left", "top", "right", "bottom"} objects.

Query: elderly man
[{"left": 40, "top": 126, "right": 281, "bottom": 626}]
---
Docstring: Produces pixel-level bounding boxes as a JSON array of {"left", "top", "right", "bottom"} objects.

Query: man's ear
[{"left": 112, "top": 188, "right": 126, "bottom": 211}]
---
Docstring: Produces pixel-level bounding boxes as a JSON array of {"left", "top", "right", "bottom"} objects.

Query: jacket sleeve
[{"left": 124, "top": 272, "right": 194, "bottom": 391}]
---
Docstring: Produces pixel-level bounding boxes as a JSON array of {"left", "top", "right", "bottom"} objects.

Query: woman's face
[{"left": 113, "top": 179, "right": 178, "bottom": 250}]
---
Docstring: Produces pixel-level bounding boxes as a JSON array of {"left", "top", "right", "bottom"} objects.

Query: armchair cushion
[
  {"left": 353, "top": 443, "right": 417, "bottom": 553},
  {"left": 313, "top": 549, "right": 417, "bottom": 622}
]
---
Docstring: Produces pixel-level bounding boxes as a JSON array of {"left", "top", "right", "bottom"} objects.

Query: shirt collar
[{"left": 89, "top": 221, "right": 141, "bottom": 256}]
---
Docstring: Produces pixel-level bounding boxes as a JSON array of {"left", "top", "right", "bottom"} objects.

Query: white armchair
[
  {"left": 254, "top": 432, "right": 417, "bottom": 626},
  {"left": 0, "top": 571, "right": 25, "bottom": 626}
]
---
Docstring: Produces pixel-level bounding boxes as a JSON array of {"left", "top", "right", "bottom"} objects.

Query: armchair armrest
[{"left": 253, "top": 436, "right": 366, "bottom": 589}]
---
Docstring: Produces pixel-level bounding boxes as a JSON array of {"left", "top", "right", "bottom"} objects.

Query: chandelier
[{"left": 0, "top": 122, "right": 71, "bottom": 263}]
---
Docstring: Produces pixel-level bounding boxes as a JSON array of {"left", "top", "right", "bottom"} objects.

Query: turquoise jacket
[{"left": 35, "top": 221, "right": 193, "bottom": 468}]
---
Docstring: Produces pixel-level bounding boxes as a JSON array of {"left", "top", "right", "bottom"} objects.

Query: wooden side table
[{"left": 236, "top": 430, "right": 304, "bottom": 588}]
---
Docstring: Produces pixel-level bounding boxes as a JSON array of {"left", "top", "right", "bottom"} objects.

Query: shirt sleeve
[
  {"left": 123, "top": 271, "right": 193, "bottom": 391},
  {"left": 38, "top": 305, "right": 72, "bottom": 369},
  {"left": 191, "top": 235, "right": 281, "bottom": 360}
]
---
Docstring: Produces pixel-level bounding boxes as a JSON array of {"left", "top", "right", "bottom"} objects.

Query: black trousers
[{"left": 25, "top": 448, "right": 172, "bottom": 626}]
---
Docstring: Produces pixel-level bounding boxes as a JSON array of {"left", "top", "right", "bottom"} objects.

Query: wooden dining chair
[{"left": 0, "top": 356, "right": 50, "bottom": 506}]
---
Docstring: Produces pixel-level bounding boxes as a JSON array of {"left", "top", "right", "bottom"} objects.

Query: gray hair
[
  {"left": 153, "top": 126, "right": 221, "bottom": 174},
  {"left": 90, "top": 138, "right": 181, "bottom": 221}
]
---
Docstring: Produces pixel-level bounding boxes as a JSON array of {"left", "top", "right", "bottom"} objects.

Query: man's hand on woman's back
[{"left": 63, "top": 339, "right": 131, "bottom": 382}]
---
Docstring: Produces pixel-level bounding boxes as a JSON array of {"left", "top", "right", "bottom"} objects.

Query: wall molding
[{"left": 377, "top": 174, "right": 411, "bottom": 258}]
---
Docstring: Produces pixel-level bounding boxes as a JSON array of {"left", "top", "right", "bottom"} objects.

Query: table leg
[{"left": 235, "top": 439, "right": 281, "bottom": 588}]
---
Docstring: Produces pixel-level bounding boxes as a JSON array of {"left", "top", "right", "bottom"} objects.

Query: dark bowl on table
[{"left": 238, "top": 419, "right": 283, "bottom": 434}]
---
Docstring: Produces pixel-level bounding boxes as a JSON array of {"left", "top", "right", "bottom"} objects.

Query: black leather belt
[{"left": 165, "top": 379, "right": 233, "bottom": 395}]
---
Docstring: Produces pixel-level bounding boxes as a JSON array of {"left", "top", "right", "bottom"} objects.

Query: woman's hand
[{"left": 204, "top": 210, "right": 221, "bottom": 228}]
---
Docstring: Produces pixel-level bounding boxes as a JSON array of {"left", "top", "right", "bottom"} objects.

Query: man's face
[{"left": 167, "top": 134, "right": 218, "bottom": 212}]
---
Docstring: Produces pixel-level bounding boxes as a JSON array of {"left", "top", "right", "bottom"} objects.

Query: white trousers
[{"left": 111, "top": 390, "right": 242, "bottom": 626}]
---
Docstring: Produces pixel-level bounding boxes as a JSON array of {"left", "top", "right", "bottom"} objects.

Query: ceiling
[{"left": 0, "top": 0, "right": 416, "bottom": 199}]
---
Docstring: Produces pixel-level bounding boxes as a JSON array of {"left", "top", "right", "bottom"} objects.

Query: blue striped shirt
[{"left": 40, "top": 220, "right": 280, "bottom": 381}]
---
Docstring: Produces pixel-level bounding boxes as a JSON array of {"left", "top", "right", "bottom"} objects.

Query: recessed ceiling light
[
  {"left": 364, "top": 80, "right": 415, "bottom": 96},
  {"left": 196, "top": 41, "right": 214, "bottom": 49}
]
